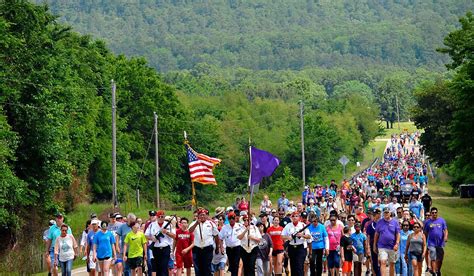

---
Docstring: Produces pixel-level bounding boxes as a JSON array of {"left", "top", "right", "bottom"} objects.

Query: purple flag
[{"left": 249, "top": 146, "right": 281, "bottom": 186}]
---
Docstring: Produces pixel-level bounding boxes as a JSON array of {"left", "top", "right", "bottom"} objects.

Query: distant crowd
[{"left": 43, "top": 132, "right": 447, "bottom": 276}]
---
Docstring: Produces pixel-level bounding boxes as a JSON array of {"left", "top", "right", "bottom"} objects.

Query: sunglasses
[
  {"left": 330, "top": 219, "right": 336, "bottom": 222},
  {"left": 431, "top": 211, "right": 438, "bottom": 214},
  {"left": 403, "top": 224, "right": 410, "bottom": 227},
  {"left": 229, "top": 217, "right": 235, "bottom": 220},
  {"left": 413, "top": 226, "right": 420, "bottom": 229},
  {"left": 243, "top": 219, "right": 249, "bottom": 222},
  {"left": 158, "top": 215, "right": 165, "bottom": 218}
]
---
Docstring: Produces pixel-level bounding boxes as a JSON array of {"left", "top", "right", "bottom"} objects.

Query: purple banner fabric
[{"left": 250, "top": 146, "right": 281, "bottom": 185}]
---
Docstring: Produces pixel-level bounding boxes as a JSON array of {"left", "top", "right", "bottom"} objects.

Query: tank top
[
  {"left": 408, "top": 233, "right": 423, "bottom": 254},
  {"left": 326, "top": 225, "right": 342, "bottom": 251}
]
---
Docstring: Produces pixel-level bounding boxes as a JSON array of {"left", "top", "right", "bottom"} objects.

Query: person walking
[
  {"left": 54, "top": 224, "right": 78, "bottom": 276},
  {"left": 238, "top": 214, "right": 262, "bottom": 276},
  {"left": 397, "top": 221, "right": 413, "bottom": 276},
  {"left": 256, "top": 222, "right": 273, "bottom": 276},
  {"left": 341, "top": 226, "right": 355, "bottom": 276},
  {"left": 373, "top": 207, "right": 400, "bottom": 276},
  {"left": 85, "top": 219, "right": 100, "bottom": 275},
  {"left": 189, "top": 208, "right": 220, "bottom": 276},
  {"left": 123, "top": 221, "right": 147, "bottom": 276},
  {"left": 326, "top": 214, "right": 343, "bottom": 276},
  {"left": 219, "top": 211, "right": 243, "bottom": 276},
  {"left": 46, "top": 213, "right": 72, "bottom": 276},
  {"left": 145, "top": 210, "right": 176, "bottom": 276},
  {"left": 424, "top": 207, "right": 448, "bottom": 276},
  {"left": 405, "top": 221, "right": 426, "bottom": 276},
  {"left": 351, "top": 223, "right": 367, "bottom": 276},
  {"left": 307, "top": 215, "right": 328, "bottom": 276},
  {"left": 174, "top": 217, "right": 194, "bottom": 276},
  {"left": 92, "top": 221, "right": 116, "bottom": 276},
  {"left": 282, "top": 212, "right": 311, "bottom": 276},
  {"left": 267, "top": 216, "right": 284, "bottom": 276}
]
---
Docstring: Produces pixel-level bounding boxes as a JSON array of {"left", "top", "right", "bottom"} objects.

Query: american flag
[{"left": 186, "top": 144, "right": 221, "bottom": 185}]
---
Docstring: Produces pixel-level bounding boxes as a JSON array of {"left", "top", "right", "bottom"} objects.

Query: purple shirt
[
  {"left": 375, "top": 218, "right": 400, "bottom": 249},
  {"left": 424, "top": 218, "right": 447, "bottom": 247}
]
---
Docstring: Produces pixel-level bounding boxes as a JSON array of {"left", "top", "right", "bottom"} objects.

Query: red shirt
[
  {"left": 267, "top": 225, "right": 284, "bottom": 250},
  {"left": 238, "top": 201, "right": 249, "bottom": 211},
  {"left": 175, "top": 228, "right": 194, "bottom": 252}
]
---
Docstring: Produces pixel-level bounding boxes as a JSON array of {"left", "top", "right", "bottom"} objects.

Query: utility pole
[
  {"left": 396, "top": 94, "right": 401, "bottom": 130},
  {"left": 111, "top": 80, "right": 118, "bottom": 208},
  {"left": 154, "top": 112, "right": 160, "bottom": 209},
  {"left": 300, "top": 100, "right": 306, "bottom": 186}
]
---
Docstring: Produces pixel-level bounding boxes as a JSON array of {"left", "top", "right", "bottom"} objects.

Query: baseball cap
[
  {"left": 149, "top": 210, "right": 157, "bottom": 216},
  {"left": 226, "top": 206, "right": 234, "bottom": 212},
  {"left": 49, "top": 220, "right": 56, "bottom": 226},
  {"left": 115, "top": 214, "right": 123, "bottom": 219},
  {"left": 374, "top": 208, "right": 382, "bottom": 214},
  {"left": 383, "top": 207, "right": 391, "bottom": 213},
  {"left": 259, "top": 212, "right": 268, "bottom": 218},
  {"left": 90, "top": 213, "right": 97, "bottom": 219},
  {"left": 91, "top": 219, "right": 101, "bottom": 225},
  {"left": 301, "top": 211, "right": 308, "bottom": 218},
  {"left": 55, "top": 212, "right": 64, "bottom": 218}
]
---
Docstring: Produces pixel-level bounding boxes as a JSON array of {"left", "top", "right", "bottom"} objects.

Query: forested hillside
[{"left": 39, "top": 0, "right": 472, "bottom": 71}]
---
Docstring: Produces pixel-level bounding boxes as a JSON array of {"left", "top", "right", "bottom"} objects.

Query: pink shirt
[{"left": 326, "top": 225, "right": 342, "bottom": 251}]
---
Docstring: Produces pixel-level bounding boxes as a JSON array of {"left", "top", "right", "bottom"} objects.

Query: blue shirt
[
  {"left": 278, "top": 197, "right": 289, "bottom": 211},
  {"left": 116, "top": 223, "right": 132, "bottom": 252},
  {"left": 93, "top": 230, "right": 116, "bottom": 259},
  {"left": 302, "top": 190, "right": 309, "bottom": 204},
  {"left": 47, "top": 224, "right": 72, "bottom": 249},
  {"left": 351, "top": 232, "right": 367, "bottom": 254},
  {"left": 399, "top": 230, "right": 413, "bottom": 253},
  {"left": 87, "top": 230, "right": 98, "bottom": 253},
  {"left": 409, "top": 201, "right": 424, "bottom": 218},
  {"left": 306, "top": 205, "right": 321, "bottom": 218},
  {"left": 308, "top": 223, "right": 328, "bottom": 250}
]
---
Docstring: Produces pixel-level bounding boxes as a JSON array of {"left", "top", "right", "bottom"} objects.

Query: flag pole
[
  {"left": 184, "top": 131, "right": 196, "bottom": 212},
  {"left": 248, "top": 136, "right": 254, "bottom": 213}
]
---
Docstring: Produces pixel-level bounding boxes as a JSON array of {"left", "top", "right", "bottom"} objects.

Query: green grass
[
  {"left": 377, "top": 121, "right": 421, "bottom": 139},
  {"left": 430, "top": 198, "right": 474, "bottom": 275},
  {"left": 427, "top": 170, "right": 474, "bottom": 275}
]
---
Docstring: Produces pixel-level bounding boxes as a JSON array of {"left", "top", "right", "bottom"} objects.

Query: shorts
[
  {"left": 175, "top": 252, "right": 193, "bottom": 268},
  {"left": 168, "top": 256, "right": 175, "bottom": 269},
  {"left": 211, "top": 262, "right": 225, "bottom": 272},
  {"left": 98, "top": 257, "right": 111, "bottom": 261},
  {"left": 87, "top": 254, "right": 100, "bottom": 272},
  {"left": 115, "top": 258, "right": 123, "bottom": 264},
  {"left": 378, "top": 248, "right": 398, "bottom": 263},
  {"left": 409, "top": 252, "right": 423, "bottom": 262},
  {"left": 353, "top": 253, "right": 364, "bottom": 263},
  {"left": 272, "top": 249, "right": 284, "bottom": 256},
  {"left": 127, "top": 257, "right": 143, "bottom": 269},
  {"left": 327, "top": 250, "right": 340, "bottom": 269},
  {"left": 49, "top": 249, "right": 56, "bottom": 268},
  {"left": 428, "top": 246, "right": 444, "bottom": 261},
  {"left": 342, "top": 261, "right": 353, "bottom": 273}
]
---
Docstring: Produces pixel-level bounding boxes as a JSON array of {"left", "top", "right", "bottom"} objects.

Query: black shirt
[
  {"left": 391, "top": 190, "right": 402, "bottom": 202},
  {"left": 340, "top": 235, "right": 354, "bottom": 261},
  {"left": 421, "top": 194, "right": 432, "bottom": 209}
]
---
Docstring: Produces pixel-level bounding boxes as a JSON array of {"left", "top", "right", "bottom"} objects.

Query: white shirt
[
  {"left": 240, "top": 225, "right": 262, "bottom": 253},
  {"left": 282, "top": 222, "right": 310, "bottom": 246},
  {"left": 145, "top": 221, "right": 175, "bottom": 248},
  {"left": 288, "top": 206, "right": 297, "bottom": 213},
  {"left": 192, "top": 220, "right": 219, "bottom": 248},
  {"left": 219, "top": 223, "right": 244, "bottom": 247},
  {"left": 389, "top": 203, "right": 401, "bottom": 214}
]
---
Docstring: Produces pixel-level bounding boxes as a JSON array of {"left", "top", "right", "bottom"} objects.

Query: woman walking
[
  {"left": 405, "top": 222, "right": 427, "bottom": 276},
  {"left": 93, "top": 221, "right": 116, "bottom": 276},
  {"left": 397, "top": 221, "right": 413, "bottom": 276},
  {"left": 54, "top": 224, "right": 78, "bottom": 276},
  {"left": 267, "top": 216, "right": 284, "bottom": 276}
]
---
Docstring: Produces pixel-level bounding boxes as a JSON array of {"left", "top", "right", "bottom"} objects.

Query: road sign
[{"left": 339, "top": 155, "right": 349, "bottom": 166}]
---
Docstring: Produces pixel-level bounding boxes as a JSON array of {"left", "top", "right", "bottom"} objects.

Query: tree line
[{"left": 39, "top": 0, "right": 471, "bottom": 72}]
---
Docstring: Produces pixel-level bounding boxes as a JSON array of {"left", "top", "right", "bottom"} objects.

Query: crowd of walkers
[{"left": 43, "top": 133, "right": 448, "bottom": 276}]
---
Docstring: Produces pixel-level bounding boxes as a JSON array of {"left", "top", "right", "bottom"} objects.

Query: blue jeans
[
  {"left": 147, "top": 247, "right": 153, "bottom": 276},
  {"left": 396, "top": 252, "right": 410, "bottom": 276},
  {"left": 59, "top": 259, "right": 73, "bottom": 276}
]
